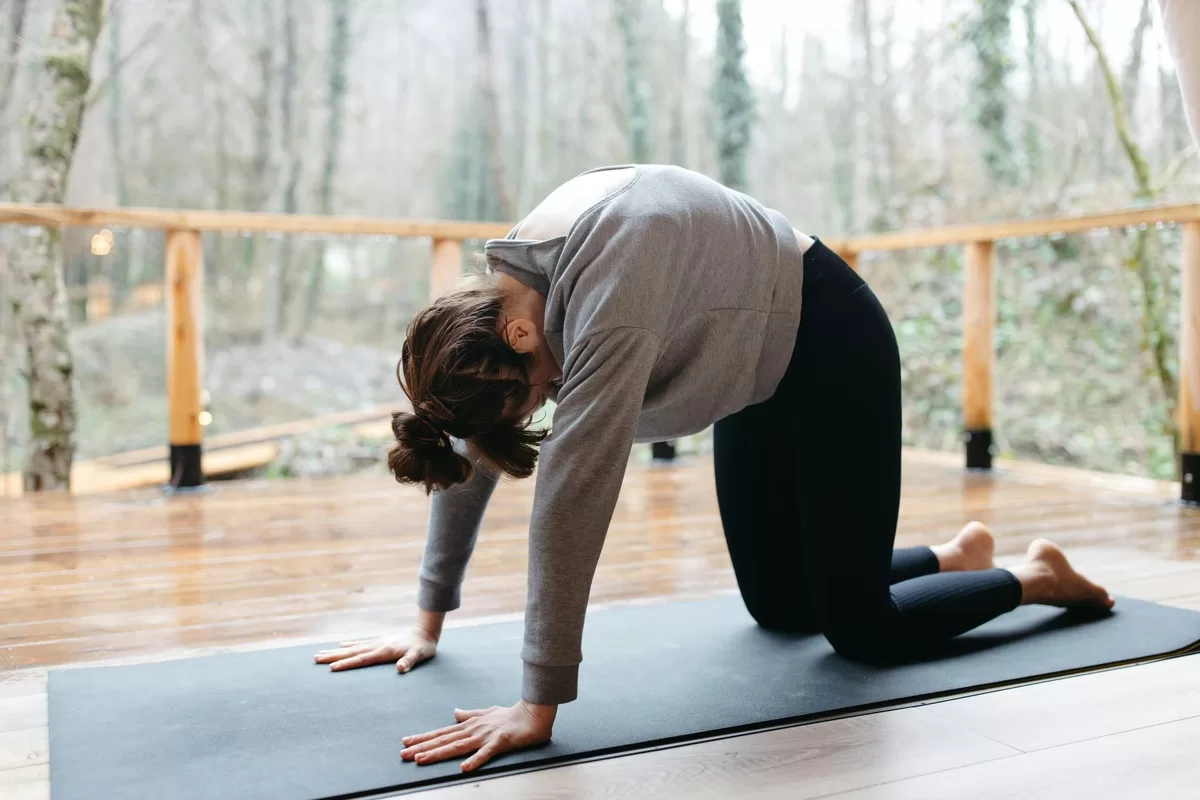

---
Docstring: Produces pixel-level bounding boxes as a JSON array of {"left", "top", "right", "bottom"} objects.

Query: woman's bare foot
[
  {"left": 1008, "top": 539, "right": 1115, "bottom": 609},
  {"left": 932, "top": 521, "right": 996, "bottom": 572}
]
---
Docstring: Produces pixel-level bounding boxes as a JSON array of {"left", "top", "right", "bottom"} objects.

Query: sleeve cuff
[
  {"left": 417, "top": 578, "right": 461, "bottom": 612},
  {"left": 521, "top": 662, "right": 579, "bottom": 705}
]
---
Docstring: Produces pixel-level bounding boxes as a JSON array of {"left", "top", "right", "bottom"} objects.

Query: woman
[{"left": 314, "top": 165, "right": 1113, "bottom": 772}]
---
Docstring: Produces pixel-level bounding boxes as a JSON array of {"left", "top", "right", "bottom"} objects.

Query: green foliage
[
  {"left": 616, "top": 0, "right": 651, "bottom": 162},
  {"left": 867, "top": 230, "right": 1180, "bottom": 480},
  {"left": 712, "top": 0, "right": 752, "bottom": 192},
  {"left": 1021, "top": 0, "right": 1041, "bottom": 180},
  {"left": 64, "top": 0, "right": 104, "bottom": 43},
  {"left": 44, "top": 53, "right": 89, "bottom": 90},
  {"left": 966, "top": 0, "right": 1016, "bottom": 186},
  {"left": 1066, "top": 0, "right": 1176, "bottom": 460},
  {"left": 441, "top": 101, "right": 507, "bottom": 221}
]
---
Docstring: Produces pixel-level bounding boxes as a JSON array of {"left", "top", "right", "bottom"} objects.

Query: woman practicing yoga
[{"left": 313, "top": 165, "right": 1114, "bottom": 772}]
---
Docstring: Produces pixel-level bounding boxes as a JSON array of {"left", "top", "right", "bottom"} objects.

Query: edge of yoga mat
[
  {"left": 366, "top": 644, "right": 1200, "bottom": 800},
  {"left": 47, "top": 595, "right": 1200, "bottom": 800}
]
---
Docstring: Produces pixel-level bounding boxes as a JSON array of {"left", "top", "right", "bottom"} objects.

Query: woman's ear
[{"left": 503, "top": 318, "right": 539, "bottom": 354}]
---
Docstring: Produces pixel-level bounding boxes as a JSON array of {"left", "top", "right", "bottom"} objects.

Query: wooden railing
[
  {"left": 1, "top": 204, "right": 509, "bottom": 490},
  {"left": 1, "top": 202, "right": 1197, "bottom": 504}
]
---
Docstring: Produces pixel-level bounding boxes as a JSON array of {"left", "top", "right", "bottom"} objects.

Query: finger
[
  {"left": 395, "top": 646, "right": 426, "bottom": 674},
  {"left": 401, "top": 730, "right": 472, "bottom": 760},
  {"left": 461, "top": 741, "right": 502, "bottom": 773},
  {"left": 314, "top": 645, "right": 372, "bottom": 664},
  {"left": 453, "top": 707, "right": 490, "bottom": 722},
  {"left": 330, "top": 650, "right": 386, "bottom": 671},
  {"left": 317, "top": 642, "right": 371, "bottom": 654},
  {"left": 402, "top": 722, "right": 465, "bottom": 747},
  {"left": 411, "top": 735, "right": 481, "bottom": 766}
]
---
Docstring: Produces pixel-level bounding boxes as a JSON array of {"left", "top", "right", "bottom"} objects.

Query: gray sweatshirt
[{"left": 416, "top": 165, "right": 805, "bottom": 704}]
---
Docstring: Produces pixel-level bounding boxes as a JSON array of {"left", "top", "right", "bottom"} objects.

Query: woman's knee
[
  {"left": 743, "top": 595, "right": 819, "bottom": 635},
  {"left": 822, "top": 616, "right": 895, "bottom": 661}
]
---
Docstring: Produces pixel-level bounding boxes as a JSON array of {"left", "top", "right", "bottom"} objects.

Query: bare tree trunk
[
  {"left": 107, "top": 0, "right": 131, "bottom": 309},
  {"left": 617, "top": 0, "right": 651, "bottom": 163},
  {"left": 1160, "top": 51, "right": 1188, "bottom": 164},
  {"left": 669, "top": 0, "right": 690, "bottom": 167},
  {"left": 213, "top": 31, "right": 230, "bottom": 208},
  {"left": 1068, "top": 0, "right": 1153, "bottom": 196},
  {"left": 516, "top": 0, "right": 544, "bottom": 214},
  {"left": 1068, "top": 0, "right": 1176, "bottom": 459},
  {"left": 574, "top": 4, "right": 597, "bottom": 166},
  {"left": 1121, "top": 0, "right": 1153, "bottom": 117},
  {"left": 777, "top": 12, "right": 788, "bottom": 103},
  {"left": 713, "top": 0, "right": 751, "bottom": 192},
  {"left": 8, "top": 0, "right": 105, "bottom": 492},
  {"left": 475, "top": 0, "right": 512, "bottom": 219},
  {"left": 250, "top": 6, "right": 275, "bottom": 197},
  {"left": 851, "top": 0, "right": 880, "bottom": 228},
  {"left": 1, "top": 0, "right": 28, "bottom": 102},
  {"left": 1, "top": 250, "right": 15, "bottom": 494},
  {"left": 264, "top": 0, "right": 300, "bottom": 341},
  {"left": 1023, "top": 0, "right": 1041, "bottom": 182},
  {"left": 877, "top": 2, "right": 899, "bottom": 221},
  {"left": 299, "top": 0, "right": 351, "bottom": 336},
  {"left": 243, "top": 1, "right": 275, "bottom": 284}
]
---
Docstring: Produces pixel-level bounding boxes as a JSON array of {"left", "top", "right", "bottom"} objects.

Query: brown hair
[{"left": 389, "top": 279, "right": 547, "bottom": 493}]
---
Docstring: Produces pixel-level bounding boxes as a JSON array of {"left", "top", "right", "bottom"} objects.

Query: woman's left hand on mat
[{"left": 400, "top": 700, "right": 557, "bottom": 771}]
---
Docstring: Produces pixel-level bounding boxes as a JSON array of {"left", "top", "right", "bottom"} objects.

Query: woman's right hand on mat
[{"left": 314, "top": 614, "right": 443, "bottom": 673}]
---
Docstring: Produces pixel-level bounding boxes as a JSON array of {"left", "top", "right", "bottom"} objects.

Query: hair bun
[
  {"left": 388, "top": 411, "right": 472, "bottom": 493},
  {"left": 392, "top": 409, "right": 446, "bottom": 447}
]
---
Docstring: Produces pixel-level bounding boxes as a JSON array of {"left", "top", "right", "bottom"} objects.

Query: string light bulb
[{"left": 90, "top": 232, "right": 112, "bottom": 256}]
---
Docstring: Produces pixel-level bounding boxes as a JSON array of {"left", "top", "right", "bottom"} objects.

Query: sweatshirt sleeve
[
  {"left": 520, "top": 327, "right": 661, "bottom": 705},
  {"left": 417, "top": 441, "right": 501, "bottom": 612},
  {"left": 1159, "top": 0, "right": 1200, "bottom": 149}
]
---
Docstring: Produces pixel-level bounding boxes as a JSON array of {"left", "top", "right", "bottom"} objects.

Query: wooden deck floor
[{"left": 2, "top": 452, "right": 1199, "bottom": 799}]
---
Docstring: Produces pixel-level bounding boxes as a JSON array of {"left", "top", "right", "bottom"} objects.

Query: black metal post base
[
  {"left": 651, "top": 441, "right": 677, "bottom": 462},
  {"left": 1183, "top": 452, "right": 1199, "bottom": 506},
  {"left": 168, "top": 444, "right": 204, "bottom": 490},
  {"left": 964, "top": 428, "right": 994, "bottom": 471}
]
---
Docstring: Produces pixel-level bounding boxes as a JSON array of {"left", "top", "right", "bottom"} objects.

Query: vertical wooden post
[
  {"left": 430, "top": 238, "right": 464, "bottom": 300},
  {"left": 962, "top": 240, "right": 996, "bottom": 470},
  {"left": 1180, "top": 223, "right": 1200, "bottom": 505},
  {"left": 87, "top": 278, "right": 112, "bottom": 321},
  {"left": 166, "top": 229, "right": 205, "bottom": 490}
]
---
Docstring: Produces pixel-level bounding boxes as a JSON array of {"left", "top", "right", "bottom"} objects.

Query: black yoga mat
[{"left": 49, "top": 595, "right": 1200, "bottom": 800}]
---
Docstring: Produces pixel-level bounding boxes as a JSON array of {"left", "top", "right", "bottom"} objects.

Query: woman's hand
[
  {"left": 313, "top": 628, "right": 437, "bottom": 673},
  {"left": 400, "top": 701, "right": 557, "bottom": 772},
  {"left": 314, "top": 611, "right": 444, "bottom": 673}
]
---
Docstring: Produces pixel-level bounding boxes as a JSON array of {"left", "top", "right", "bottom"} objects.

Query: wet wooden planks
[{"left": 1, "top": 452, "right": 1198, "bottom": 800}]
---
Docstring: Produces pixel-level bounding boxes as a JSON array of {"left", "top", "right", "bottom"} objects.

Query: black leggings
[{"left": 713, "top": 240, "right": 1022, "bottom": 659}]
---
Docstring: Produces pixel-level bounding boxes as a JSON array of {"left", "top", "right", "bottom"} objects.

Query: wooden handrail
[
  {"left": 2, "top": 199, "right": 1197, "bottom": 502},
  {"left": 0, "top": 203, "right": 512, "bottom": 241},
  {"left": 92, "top": 404, "right": 397, "bottom": 469},
  {"left": 4, "top": 201, "right": 1199, "bottom": 250},
  {"left": 823, "top": 203, "right": 1200, "bottom": 255}
]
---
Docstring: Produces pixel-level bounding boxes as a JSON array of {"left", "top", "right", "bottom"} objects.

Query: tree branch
[
  {"left": 1153, "top": 143, "right": 1198, "bottom": 194},
  {"left": 84, "top": 1, "right": 189, "bottom": 109},
  {"left": 1066, "top": 0, "right": 1154, "bottom": 198}
]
